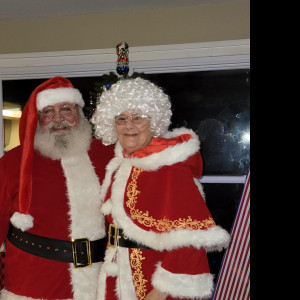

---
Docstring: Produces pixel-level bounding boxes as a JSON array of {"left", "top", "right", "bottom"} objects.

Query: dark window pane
[
  {"left": 144, "top": 70, "right": 250, "bottom": 176},
  {"left": 203, "top": 182, "right": 245, "bottom": 281},
  {"left": 204, "top": 183, "right": 244, "bottom": 232}
]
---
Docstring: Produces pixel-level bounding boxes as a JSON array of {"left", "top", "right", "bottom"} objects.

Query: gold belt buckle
[
  {"left": 72, "top": 238, "right": 92, "bottom": 268},
  {"left": 108, "top": 224, "right": 118, "bottom": 248}
]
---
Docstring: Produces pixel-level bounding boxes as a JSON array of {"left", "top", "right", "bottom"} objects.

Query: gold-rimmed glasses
[
  {"left": 114, "top": 113, "right": 150, "bottom": 125},
  {"left": 39, "top": 104, "right": 78, "bottom": 119}
]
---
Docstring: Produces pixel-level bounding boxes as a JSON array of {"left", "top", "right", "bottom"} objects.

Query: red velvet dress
[{"left": 97, "top": 128, "right": 230, "bottom": 300}]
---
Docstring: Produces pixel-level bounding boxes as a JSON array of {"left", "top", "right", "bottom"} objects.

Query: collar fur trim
[{"left": 114, "top": 128, "right": 200, "bottom": 171}]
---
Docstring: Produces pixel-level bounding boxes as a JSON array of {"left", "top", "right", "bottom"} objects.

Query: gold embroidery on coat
[
  {"left": 130, "top": 249, "right": 148, "bottom": 300},
  {"left": 126, "top": 167, "right": 216, "bottom": 231}
]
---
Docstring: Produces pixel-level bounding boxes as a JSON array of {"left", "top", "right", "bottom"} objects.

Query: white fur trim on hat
[{"left": 36, "top": 87, "right": 85, "bottom": 110}]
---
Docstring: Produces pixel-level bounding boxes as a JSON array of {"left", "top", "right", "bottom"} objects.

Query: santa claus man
[{"left": 0, "top": 76, "right": 114, "bottom": 299}]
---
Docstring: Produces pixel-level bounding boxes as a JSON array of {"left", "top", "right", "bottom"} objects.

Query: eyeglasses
[
  {"left": 39, "top": 104, "right": 77, "bottom": 118},
  {"left": 114, "top": 114, "right": 150, "bottom": 125}
]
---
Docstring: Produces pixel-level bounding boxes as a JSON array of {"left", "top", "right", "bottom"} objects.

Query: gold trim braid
[
  {"left": 130, "top": 249, "right": 148, "bottom": 299},
  {"left": 126, "top": 167, "right": 216, "bottom": 232}
]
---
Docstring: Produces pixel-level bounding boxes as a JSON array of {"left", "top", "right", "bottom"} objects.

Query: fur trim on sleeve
[{"left": 152, "top": 262, "right": 214, "bottom": 299}]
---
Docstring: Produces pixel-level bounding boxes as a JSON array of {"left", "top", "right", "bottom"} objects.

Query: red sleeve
[
  {"left": 0, "top": 147, "right": 21, "bottom": 246},
  {"left": 161, "top": 246, "right": 210, "bottom": 275},
  {"left": 89, "top": 139, "right": 115, "bottom": 184}
]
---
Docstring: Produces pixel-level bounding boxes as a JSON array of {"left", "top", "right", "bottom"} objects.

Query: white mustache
[{"left": 48, "top": 120, "right": 75, "bottom": 130}]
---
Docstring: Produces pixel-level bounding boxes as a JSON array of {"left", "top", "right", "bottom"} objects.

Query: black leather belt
[
  {"left": 107, "top": 223, "right": 150, "bottom": 249},
  {"left": 7, "top": 223, "right": 107, "bottom": 268}
]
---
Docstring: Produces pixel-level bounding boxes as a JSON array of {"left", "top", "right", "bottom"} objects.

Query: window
[{"left": 143, "top": 69, "right": 250, "bottom": 176}]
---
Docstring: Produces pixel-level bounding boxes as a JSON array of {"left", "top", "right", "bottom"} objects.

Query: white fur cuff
[{"left": 152, "top": 263, "right": 214, "bottom": 299}]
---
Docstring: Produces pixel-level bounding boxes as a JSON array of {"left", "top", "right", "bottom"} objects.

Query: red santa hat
[{"left": 10, "top": 76, "right": 85, "bottom": 231}]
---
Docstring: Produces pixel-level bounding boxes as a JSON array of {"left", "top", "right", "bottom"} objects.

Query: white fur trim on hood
[{"left": 114, "top": 127, "right": 200, "bottom": 171}]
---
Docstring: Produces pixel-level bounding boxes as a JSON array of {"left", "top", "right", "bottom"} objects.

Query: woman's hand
[{"left": 145, "top": 288, "right": 168, "bottom": 300}]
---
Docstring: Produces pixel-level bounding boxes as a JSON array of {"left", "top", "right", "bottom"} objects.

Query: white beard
[{"left": 34, "top": 115, "right": 92, "bottom": 160}]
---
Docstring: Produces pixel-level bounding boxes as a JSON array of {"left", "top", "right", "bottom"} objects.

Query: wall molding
[
  {"left": 0, "top": 39, "right": 250, "bottom": 156},
  {"left": 199, "top": 176, "right": 247, "bottom": 184},
  {"left": 0, "top": 39, "right": 249, "bottom": 79}
]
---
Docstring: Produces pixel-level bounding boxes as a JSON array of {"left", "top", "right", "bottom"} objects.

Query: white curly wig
[{"left": 91, "top": 77, "right": 172, "bottom": 145}]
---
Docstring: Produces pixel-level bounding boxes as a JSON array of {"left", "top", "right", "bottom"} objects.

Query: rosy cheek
[
  {"left": 38, "top": 117, "right": 51, "bottom": 131},
  {"left": 69, "top": 113, "right": 80, "bottom": 128}
]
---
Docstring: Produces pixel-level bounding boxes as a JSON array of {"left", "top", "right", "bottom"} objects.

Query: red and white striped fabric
[{"left": 212, "top": 171, "right": 250, "bottom": 300}]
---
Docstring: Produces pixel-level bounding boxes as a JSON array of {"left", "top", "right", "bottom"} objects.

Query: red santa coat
[
  {"left": 97, "top": 128, "right": 231, "bottom": 300},
  {"left": 0, "top": 139, "right": 114, "bottom": 300}
]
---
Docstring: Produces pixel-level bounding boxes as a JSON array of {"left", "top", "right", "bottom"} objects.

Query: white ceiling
[{"left": 0, "top": 0, "right": 227, "bottom": 19}]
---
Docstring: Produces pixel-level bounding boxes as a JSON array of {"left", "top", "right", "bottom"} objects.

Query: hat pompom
[
  {"left": 10, "top": 212, "right": 34, "bottom": 231},
  {"left": 100, "top": 199, "right": 112, "bottom": 215},
  {"left": 102, "top": 261, "right": 119, "bottom": 276}
]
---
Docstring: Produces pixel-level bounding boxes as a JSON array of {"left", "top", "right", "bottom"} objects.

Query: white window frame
[{"left": 0, "top": 39, "right": 250, "bottom": 183}]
